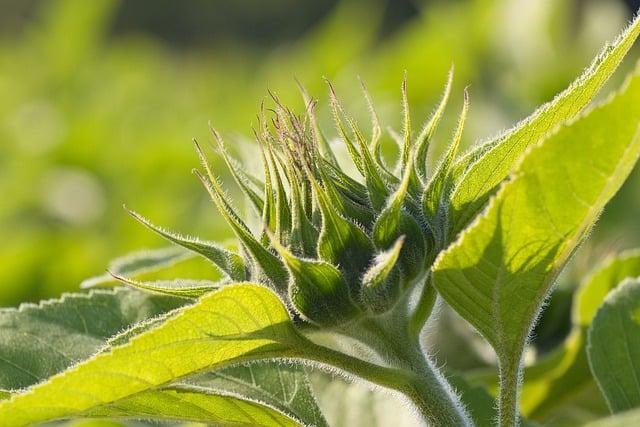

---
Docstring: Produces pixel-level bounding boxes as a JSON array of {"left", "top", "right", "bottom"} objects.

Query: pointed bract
[
  {"left": 127, "top": 208, "right": 246, "bottom": 281},
  {"left": 362, "top": 236, "right": 405, "bottom": 313},
  {"left": 269, "top": 233, "right": 361, "bottom": 326}
]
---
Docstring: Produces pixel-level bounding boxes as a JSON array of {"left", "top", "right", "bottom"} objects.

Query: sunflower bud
[{"left": 132, "top": 70, "right": 466, "bottom": 325}]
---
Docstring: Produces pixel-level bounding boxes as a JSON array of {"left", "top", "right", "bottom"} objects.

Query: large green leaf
[
  {"left": 433, "top": 69, "right": 640, "bottom": 420},
  {"left": 588, "top": 279, "right": 640, "bottom": 413},
  {"left": 0, "top": 286, "right": 325, "bottom": 426},
  {"left": 447, "top": 15, "right": 640, "bottom": 237},
  {"left": 0, "top": 284, "right": 309, "bottom": 426},
  {"left": 465, "top": 249, "right": 640, "bottom": 423},
  {"left": 0, "top": 288, "right": 184, "bottom": 391}
]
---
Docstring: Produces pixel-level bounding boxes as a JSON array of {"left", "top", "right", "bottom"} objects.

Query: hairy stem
[
  {"left": 301, "top": 338, "right": 472, "bottom": 426},
  {"left": 408, "top": 277, "right": 437, "bottom": 339},
  {"left": 498, "top": 354, "right": 523, "bottom": 427}
]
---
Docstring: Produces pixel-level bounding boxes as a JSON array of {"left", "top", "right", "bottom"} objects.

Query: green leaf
[
  {"left": 58, "top": 420, "right": 128, "bottom": 427},
  {"left": 0, "top": 286, "right": 325, "bottom": 426},
  {"left": 189, "top": 361, "right": 328, "bottom": 427},
  {"left": 433, "top": 70, "right": 640, "bottom": 422},
  {"left": 85, "top": 385, "right": 301, "bottom": 427},
  {"left": 0, "top": 284, "right": 307, "bottom": 425},
  {"left": 577, "top": 249, "right": 640, "bottom": 327},
  {"left": 471, "top": 249, "right": 640, "bottom": 420},
  {"left": 0, "top": 288, "right": 184, "bottom": 391},
  {"left": 80, "top": 246, "right": 195, "bottom": 289},
  {"left": 127, "top": 209, "right": 246, "bottom": 282},
  {"left": 448, "top": 15, "right": 640, "bottom": 238},
  {"left": 588, "top": 279, "right": 640, "bottom": 413},
  {"left": 446, "top": 373, "right": 496, "bottom": 427},
  {"left": 524, "top": 249, "right": 640, "bottom": 418}
]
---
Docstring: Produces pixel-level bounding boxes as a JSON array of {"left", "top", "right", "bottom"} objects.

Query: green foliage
[
  {"left": 447, "top": 12, "right": 640, "bottom": 237},
  {"left": 0, "top": 284, "right": 319, "bottom": 426},
  {"left": 588, "top": 279, "right": 640, "bottom": 413},
  {"left": 433, "top": 63, "right": 640, "bottom": 424},
  {"left": 1, "top": 4, "right": 640, "bottom": 426},
  {"left": 0, "top": 288, "right": 184, "bottom": 391},
  {"left": 470, "top": 249, "right": 640, "bottom": 424}
]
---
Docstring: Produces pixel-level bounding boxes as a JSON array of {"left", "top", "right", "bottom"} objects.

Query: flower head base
[{"left": 131, "top": 70, "right": 467, "bottom": 327}]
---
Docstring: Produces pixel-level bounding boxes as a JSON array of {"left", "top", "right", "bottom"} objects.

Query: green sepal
[
  {"left": 399, "top": 73, "right": 412, "bottom": 171},
  {"left": 208, "top": 129, "right": 265, "bottom": 216},
  {"left": 316, "top": 161, "right": 374, "bottom": 228},
  {"left": 194, "top": 143, "right": 288, "bottom": 291},
  {"left": 327, "top": 81, "right": 365, "bottom": 175},
  {"left": 414, "top": 66, "right": 454, "bottom": 181},
  {"left": 321, "top": 158, "right": 369, "bottom": 205},
  {"left": 258, "top": 140, "right": 278, "bottom": 244},
  {"left": 422, "top": 88, "right": 469, "bottom": 249},
  {"left": 80, "top": 246, "right": 195, "bottom": 289},
  {"left": 358, "top": 77, "right": 382, "bottom": 160},
  {"left": 373, "top": 156, "right": 427, "bottom": 284},
  {"left": 127, "top": 209, "right": 246, "bottom": 281},
  {"left": 309, "top": 171, "right": 376, "bottom": 293},
  {"left": 357, "top": 79, "right": 399, "bottom": 183},
  {"left": 296, "top": 78, "right": 339, "bottom": 167},
  {"left": 269, "top": 234, "right": 361, "bottom": 326},
  {"left": 362, "top": 236, "right": 405, "bottom": 313},
  {"left": 265, "top": 143, "right": 292, "bottom": 242},
  {"left": 327, "top": 81, "right": 391, "bottom": 211},
  {"left": 286, "top": 162, "right": 319, "bottom": 258}
]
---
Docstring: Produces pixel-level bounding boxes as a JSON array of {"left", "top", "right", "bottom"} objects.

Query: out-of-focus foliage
[{"left": 0, "top": 0, "right": 637, "bottom": 311}]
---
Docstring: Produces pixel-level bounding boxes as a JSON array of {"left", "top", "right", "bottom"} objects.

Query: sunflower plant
[{"left": 2, "top": 14, "right": 640, "bottom": 427}]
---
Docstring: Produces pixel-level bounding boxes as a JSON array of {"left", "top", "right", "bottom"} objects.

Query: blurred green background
[{"left": 1, "top": 0, "right": 639, "bottom": 308}]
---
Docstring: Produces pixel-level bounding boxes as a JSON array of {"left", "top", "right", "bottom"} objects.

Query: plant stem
[
  {"left": 301, "top": 339, "right": 472, "bottom": 426},
  {"left": 408, "top": 277, "right": 437, "bottom": 339},
  {"left": 498, "top": 355, "right": 522, "bottom": 427}
]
